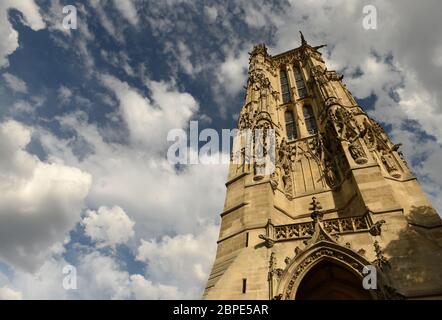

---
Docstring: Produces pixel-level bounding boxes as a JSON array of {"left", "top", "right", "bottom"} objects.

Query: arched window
[
  {"left": 303, "top": 105, "right": 317, "bottom": 135},
  {"left": 285, "top": 111, "right": 297, "bottom": 140},
  {"left": 280, "top": 69, "right": 291, "bottom": 104},
  {"left": 294, "top": 65, "right": 308, "bottom": 99}
]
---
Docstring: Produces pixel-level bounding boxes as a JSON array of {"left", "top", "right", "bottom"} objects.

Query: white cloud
[
  {"left": 204, "top": 6, "right": 218, "bottom": 23},
  {"left": 7, "top": 255, "right": 68, "bottom": 299},
  {"left": 100, "top": 74, "right": 198, "bottom": 151},
  {"left": 23, "top": 74, "right": 227, "bottom": 298},
  {"left": 41, "top": 122, "right": 224, "bottom": 236},
  {"left": 83, "top": 206, "right": 135, "bottom": 248},
  {"left": 76, "top": 251, "right": 132, "bottom": 299},
  {"left": 0, "top": 0, "right": 45, "bottom": 67},
  {"left": 4, "top": 251, "right": 128, "bottom": 299},
  {"left": 130, "top": 274, "right": 180, "bottom": 299},
  {"left": 86, "top": 0, "right": 124, "bottom": 42},
  {"left": 0, "top": 120, "right": 92, "bottom": 272},
  {"left": 58, "top": 86, "right": 73, "bottom": 105},
  {"left": 4, "top": 244, "right": 205, "bottom": 299},
  {"left": 0, "top": 286, "right": 23, "bottom": 300},
  {"left": 2, "top": 73, "right": 28, "bottom": 94},
  {"left": 37, "top": 108, "right": 227, "bottom": 240},
  {"left": 112, "top": 0, "right": 139, "bottom": 26},
  {"left": 216, "top": 51, "right": 249, "bottom": 97},
  {"left": 136, "top": 224, "right": 218, "bottom": 297},
  {"left": 12, "top": 100, "right": 32, "bottom": 113}
]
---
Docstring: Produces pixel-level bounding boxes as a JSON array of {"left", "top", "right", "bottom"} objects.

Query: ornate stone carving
[
  {"left": 311, "top": 65, "right": 335, "bottom": 100},
  {"left": 253, "top": 120, "right": 274, "bottom": 180},
  {"left": 372, "top": 240, "right": 390, "bottom": 271},
  {"left": 259, "top": 234, "right": 275, "bottom": 248},
  {"left": 362, "top": 117, "right": 391, "bottom": 152},
  {"left": 250, "top": 43, "right": 269, "bottom": 58},
  {"left": 318, "top": 123, "right": 344, "bottom": 189},
  {"left": 238, "top": 110, "right": 253, "bottom": 130},
  {"left": 248, "top": 71, "right": 278, "bottom": 114},
  {"left": 273, "top": 138, "right": 294, "bottom": 199},
  {"left": 325, "top": 70, "right": 344, "bottom": 82},
  {"left": 274, "top": 214, "right": 371, "bottom": 241},
  {"left": 309, "top": 197, "right": 323, "bottom": 221},
  {"left": 271, "top": 51, "right": 301, "bottom": 69},
  {"left": 329, "top": 105, "right": 360, "bottom": 141},
  {"left": 283, "top": 247, "right": 365, "bottom": 299},
  {"left": 369, "top": 219, "right": 386, "bottom": 236},
  {"left": 323, "top": 219, "right": 340, "bottom": 233},
  {"left": 380, "top": 150, "right": 401, "bottom": 178},
  {"left": 348, "top": 139, "right": 368, "bottom": 164}
]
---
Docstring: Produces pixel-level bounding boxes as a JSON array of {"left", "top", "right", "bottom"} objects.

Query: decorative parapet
[{"left": 272, "top": 213, "right": 373, "bottom": 242}]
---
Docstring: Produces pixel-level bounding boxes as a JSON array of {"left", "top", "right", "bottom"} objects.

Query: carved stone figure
[
  {"left": 276, "top": 139, "right": 294, "bottom": 198},
  {"left": 348, "top": 140, "right": 368, "bottom": 164},
  {"left": 311, "top": 65, "right": 335, "bottom": 99},
  {"left": 331, "top": 106, "right": 359, "bottom": 141},
  {"left": 319, "top": 126, "right": 342, "bottom": 189},
  {"left": 238, "top": 111, "right": 252, "bottom": 130},
  {"left": 369, "top": 220, "right": 386, "bottom": 236},
  {"left": 380, "top": 150, "right": 401, "bottom": 178}
]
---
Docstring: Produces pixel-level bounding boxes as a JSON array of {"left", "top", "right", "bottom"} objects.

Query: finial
[
  {"left": 309, "top": 196, "right": 323, "bottom": 221},
  {"left": 249, "top": 43, "right": 268, "bottom": 57},
  {"left": 299, "top": 31, "right": 307, "bottom": 45}
]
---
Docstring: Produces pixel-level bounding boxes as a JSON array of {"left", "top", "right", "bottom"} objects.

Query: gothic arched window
[
  {"left": 294, "top": 65, "right": 308, "bottom": 99},
  {"left": 303, "top": 105, "right": 317, "bottom": 135},
  {"left": 285, "top": 111, "right": 298, "bottom": 140},
  {"left": 280, "top": 69, "right": 291, "bottom": 104}
]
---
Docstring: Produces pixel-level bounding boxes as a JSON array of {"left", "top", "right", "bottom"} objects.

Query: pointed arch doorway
[{"left": 295, "top": 259, "right": 372, "bottom": 300}]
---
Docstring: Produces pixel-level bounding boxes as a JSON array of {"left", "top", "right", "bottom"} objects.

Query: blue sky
[{"left": 0, "top": 0, "right": 441, "bottom": 299}]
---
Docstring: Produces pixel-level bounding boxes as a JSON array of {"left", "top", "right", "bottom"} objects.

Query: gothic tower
[{"left": 203, "top": 34, "right": 442, "bottom": 300}]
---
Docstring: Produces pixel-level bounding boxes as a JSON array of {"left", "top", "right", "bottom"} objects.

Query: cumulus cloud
[
  {"left": 0, "top": 120, "right": 91, "bottom": 271},
  {"left": 130, "top": 274, "right": 181, "bottom": 299},
  {"left": 100, "top": 74, "right": 198, "bottom": 151},
  {"left": 2, "top": 73, "right": 28, "bottom": 94},
  {"left": 37, "top": 78, "right": 227, "bottom": 239},
  {"left": 5, "top": 251, "right": 124, "bottom": 299},
  {"left": 75, "top": 251, "right": 179, "bottom": 299},
  {"left": 4, "top": 244, "right": 203, "bottom": 299},
  {"left": 216, "top": 51, "right": 249, "bottom": 97},
  {"left": 0, "top": 0, "right": 45, "bottom": 67},
  {"left": 14, "top": 72, "right": 226, "bottom": 298},
  {"left": 0, "top": 286, "right": 23, "bottom": 300},
  {"left": 136, "top": 224, "right": 218, "bottom": 297},
  {"left": 83, "top": 206, "right": 135, "bottom": 248}
]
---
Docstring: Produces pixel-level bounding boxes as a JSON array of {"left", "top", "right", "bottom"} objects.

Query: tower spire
[{"left": 299, "top": 30, "right": 307, "bottom": 45}]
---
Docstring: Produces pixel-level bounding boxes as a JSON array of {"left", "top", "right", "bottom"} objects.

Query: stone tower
[{"left": 203, "top": 33, "right": 442, "bottom": 300}]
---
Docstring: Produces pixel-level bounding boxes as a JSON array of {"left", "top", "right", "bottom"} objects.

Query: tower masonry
[{"left": 204, "top": 34, "right": 442, "bottom": 300}]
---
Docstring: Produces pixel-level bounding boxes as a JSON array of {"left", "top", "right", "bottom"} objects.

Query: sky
[{"left": 0, "top": 0, "right": 441, "bottom": 299}]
